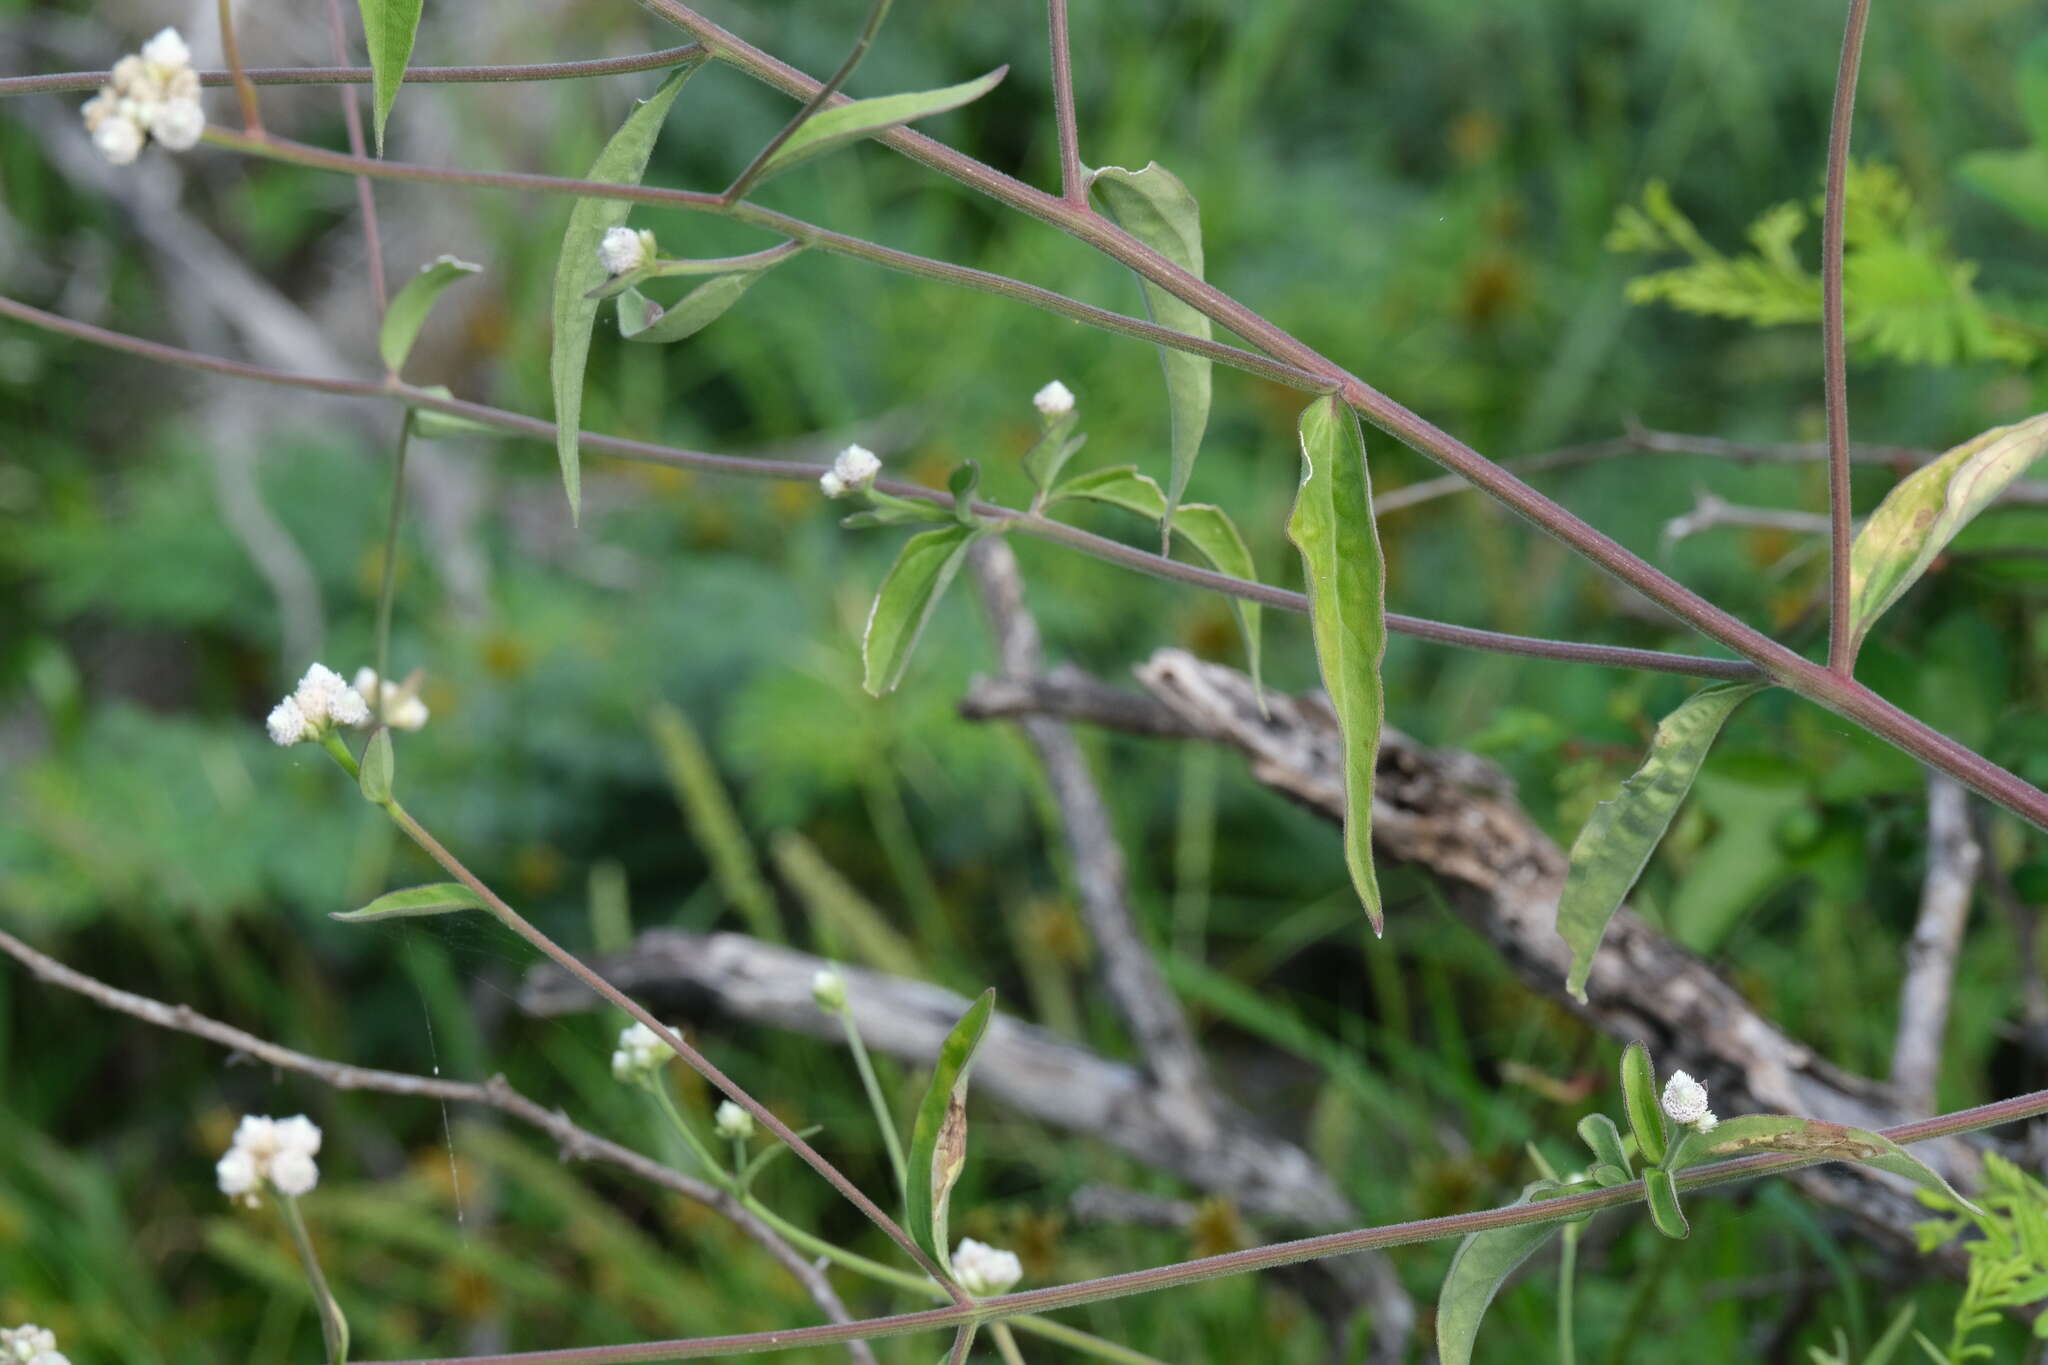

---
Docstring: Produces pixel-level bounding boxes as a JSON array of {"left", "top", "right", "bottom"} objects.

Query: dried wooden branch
[{"left": 1892, "top": 773, "right": 1984, "bottom": 1113}]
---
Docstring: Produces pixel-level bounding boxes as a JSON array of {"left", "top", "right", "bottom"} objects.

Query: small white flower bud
[
  {"left": 597, "top": 226, "right": 653, "bottom": 277},
  {"left": 611, "top": 1021, "right": 672, "bottom": 1083},
  {"left": 1696, "top": 1111, "right": 1718, "bottom": 1133},
  {"left": 353, "top": 668, "right": 431, "bottom": 731},
  {"left": 268, "top": 1148, "right": 319, "bottom": 1197},
  {"left": 820, "top": 444, "right": 881, "bottom": 499},
  {"left": 811, "top": 967, "right": 846, "bottom": 1012},
  {"left": 216, "top": 1145, "right": 259, "bottom": 1198},
  {"left": 952, "top": 1238, "right": 1022, "bottom": 1297},
  {"left": 1031, "top": 380, "right": 1075, "bottom": 418},
  {"left": 141, "top": 27, "right": 192, "bottom": 72},
  {"left": 91, "top": 115, "right": 144, "bottom": 166},
  {"left": 149, "top": 98, "right": 206, "bottom": 152},
  {"left": 275, "top": 1115, "right": 323, "bottom": 1157},
  {"left": 1660, "top": 1070, "right": 1711, "bottom": 1127},
  {"left": 234, "top": 1114, "right": 281, "bottom": 1159},
  {"left": 1, "top": 1326, "right": 65, "bottom": 1365},
  {"left": 267, "top": 696, "right": 309, "bottom": 747},
  {"left": 110, "top": 55, "right": 151, "bottom": 95},
  {"left": 292, "top": 663, "right": 370, "bottom": 730},
  {"left": 713, "top": 1100, "right": 755, "bottom": 1141}
]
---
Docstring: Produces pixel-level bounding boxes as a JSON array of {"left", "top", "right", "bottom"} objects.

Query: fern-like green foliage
[
  {"left": 1914, "top": 1152, "right": 2048, "bottom": 1361},
  {"left": 1608, "top": 166, "right": 2040, "bottom": 368}
]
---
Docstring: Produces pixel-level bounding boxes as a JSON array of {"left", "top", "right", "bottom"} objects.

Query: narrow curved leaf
[
  {"left": 619, "top": 273, "right": 761, "bottom": 344},
  {"left": 356, "top": 0, "right": 423, "bottom": 154},
  {"left": 1048, "top": 465, "right": 1167, "bottom": 519},
  {"left": 359, "top": 728, "right": 394, "bottom": 805},
  {"left": 862, "top": 525, "right": 979, "bottom": 696},
  {"left": 753, "top": 68, "right": 1007, "bottom": 183},
  {"left": 379, "top": 255, "right": 480, "bottom": 372},
  {"left": 1590, "top": 1163, "right": 1630, "bottom": 1188},
  {"left": 410, "top": 385, "right": 494, "bottom": 438},
  {"left": 906, "top": 988, "right": 996, "bottom": 1268},
  {"left": 1172, "top": 503, "right": 1264, "bottom": 701},
  {"left": 1089, "top": 163, "right": 1212, "bottom": 525},
  {"left": 1620, "top": 1041, "right": 1668, "bottom": 1167},
  {"left": 1436, "top": 1180, "right": 1567, "bottom": 1365},
  {"left": 1644, "top": 1167, "right": 1689, "bottom": 1239},
  {"left": 947, "top": 461, "right": 983, "bottom": 524},
  {"left": 1687, "top": 1114, "right": 1981, "bottom": 1214},
  {"left": 549, "top": 61, "right": 703, "bottom": 524},
  {"left": 1287, "top": 395, "right": 1387, "bottom": 932},
  {"left": 332, "top": 882, "right": 485, "bottom": 922},
  {"left": 1022, "top": 413, "right": 1085, "bottom": 493},
  {"left": 1577, "top": 1113, "right": 1632, "bottom": 1178},
  {"left": 1558, "top": 681, "right": 1764, "bottom": 1000},
  {"left": 1847, "top": 412, "right": 2048, "bottom": 650}
]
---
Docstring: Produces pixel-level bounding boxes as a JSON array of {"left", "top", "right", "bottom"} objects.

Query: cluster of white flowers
[
  {"left": 1032, "top": 380, "right": 1075, "bottom": 419},
  {"left": 0, "top": 1324, "right": 70, "bottom": 1365},
  {"left": 80, "top": 28, "right": 203, "bottom": 166},
  {"left": 216, "top": 1114, "right": 323, "bottom": 1207},
  {"left": 713, "top": 1100, "right": 755, "bottom": 1141},
  {"left": 818, "top": 444, "right": 881, "bottom": 499},
  {"left": 610, "top": 1021, "right": 676, "bottom": 1082},
  {"left": 352, "top": 668, "right": 430, "bottom": 732},
  {"left": 1660, "top": 1070, "right": 1718, "bottom": 1133},
  {"left": 811, "top": 967, "right": 846, "bottom": 1012},
  {"left": 952, "top": 1238, "right": 1022, "bottom": 1297},
  {"left": 597, "top": 226, "right": 656, "bottom": 278}
]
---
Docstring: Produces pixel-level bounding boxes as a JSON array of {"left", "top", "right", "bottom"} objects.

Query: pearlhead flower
[
  {"left": 1660, "top": 1070, "right": 1712, "bottom": 1127},
  {"left": 713, "top": 1100, "right": 755, "bottom": 1141},
  {"left": 611, "top": 1021, "right": 673, "bottom": 1083},
  {"left": 353, "top": 668, "right": 430, "bottom": 731},
  {"left": 597, "top": 226, "right": 656, "bottom": 277},
  {"left": 149, "top": 98, "right": 206, "bottom": 152},
  {"left": 1031, "top": 380, "right": 1075, "bottom": 418},
  {"left": 219, "top": 1113, "right": 324, "bottom": 1207},
  {"left": 1, "top": 1324, "right": 69, "bottom": 1365},
  {"left": 90, "top": 113, "right": 145, "bottom": 165},
  {"left": 811, "top": 967, "right": 846, "bottom": 1012},
  {"left": 266, "top": 696, "right": 309, "bottom": 747},
  {"left": 952, "top": 1238, "right": 1022, "bottom": 1297},
  {"left": 141, "top": 27, "right": 191, "bottom": 71},
  {"left": 82, "top": 27, "right": 202, "bottom": 165},
  {"left": 268, "top": 662, "right": 373, "bottom": 744},
  {"left": 819, "top": 444, "right": 881, "bottom": 499}
]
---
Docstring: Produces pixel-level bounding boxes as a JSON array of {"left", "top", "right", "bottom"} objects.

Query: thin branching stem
[
  {"left": 322, "top": 0, "right": 386, "bottom": 313},
  {"left": 215, "top": 0, "right": 263, "bottom": 132},
  {"left": 1045, "top": 0, "right": 1086, "bottom": 203},
  {"left": 1822, "top": 0, "right": 1874, "bottom": 673},
  {"left": 722, "top": 0, "right": 894, "bottom": 203},
  {"left": 278, "top": 1192, "right": 350, "bottom": 1365},
  {"left": 0, "top": 47, "right": 707, "bottom": 98},
  {"left": 369, "top": 411, "right": 412, "bottom": 724}
]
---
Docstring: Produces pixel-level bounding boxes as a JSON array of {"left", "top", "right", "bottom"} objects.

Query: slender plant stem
[
  {"left": 947, "top": 1325, "right": 979, "bottom": 1364},
  {"left": 322, "top": 0, "right": 387, "bottom": 314},
  {"left": 722, "top": 0, "right": 895, "bottom": 203},
  {"left": 371, "top": 793, "right": 968, "bottom": 1300},
  {"left": 216, "top": 0, "right": 263, "bottom": 132},
  {"left": 991, "top": 1322, "right": 1029, "bottom": 1365},
  {"left": 1045, "top": 0, "right": 1086, "bottom": 203},
  {"left": 0, "top": 292, "right": 1745, "bottom": 682},
  {"left": 835, "top": 999, "right": 911, "bottom": 1200},
  {"left": 647, "top": 1074, "right": 728, "bottom": 1178},
  {"left": 0, "top": 48, "right": 707, "bottom": 98},
  {"left": 369, "top": 411, "right": 413, "bottom": 724},
  {"left": 1558, "top": 1221, "right": 1580, "bottom": 1365},
  {"left": 354, "top": 1087, "right": 2048, "bottom": 1364},
  {"left": 279, "top": 1192, "right": 351, "bottom": 1365},
  {"left": 1822, "top": 0, "right": 1874, "bottom": 674}
]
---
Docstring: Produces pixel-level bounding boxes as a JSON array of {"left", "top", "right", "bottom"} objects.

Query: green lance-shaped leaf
[
  {"left": 1619, "top": 1041, "right": 1668, "bottom": 1167},
  {"left": 906, "top": 988, "right": 996, "bottom": 1268},
  {"left": 1679, "top": 1114, "right": 1981, "bottom": 1214},
  {"left": 332, "top": 882, "right": 486, "bottom": 922},
  {"left": 379, "top": 255, "right": 480, "bottom": 373},
  {"left": 1436, "top": 1180, "right": 1571, "bottom": 1365},
  {"left": 618, "top": 273, "right": 761, "bottom": 344},
  {"left": 1088, "top": 163, "right": 1212, "bottom": 526},
  {"left": 751, "top": 68, "right": 1007, "bottom": 183},
  {"left": 1557, "top": 681, "right": 1764, "bottom": 1001},
  {"left": 862, "top": 524, "right": 980, "bottom": 697},
  {"left": 1846, "top": 411, "right": 2048, "bottom": 652},
  {"left": 549, "top": 61, "right": 703, "bottom": 524},
  {"left": 356, "top": 0, "right": 423, "bottom": 154},
  {"left": 1286, "top": 394, "right": 1387, "bottom": 932},
  {"left": 359, "top": 728, "right": 394, "bottom": 804},
  {"left": 409, "top": 386, "right": 495, "bottom": 439},
  {"left": 1577, "top": 1113, "right": 1633, "bottom": 1179},
  {"left": 1643, "top": 1166, "right": 1689, "bottom": 1239},
  {"left": 1048, "top": 465, "right": 1168, "bottom": 518}
]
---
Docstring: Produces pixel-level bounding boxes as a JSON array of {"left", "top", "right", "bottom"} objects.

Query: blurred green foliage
[{"left": 3, "top": 0, "right": 2047, "bottom": 1361}]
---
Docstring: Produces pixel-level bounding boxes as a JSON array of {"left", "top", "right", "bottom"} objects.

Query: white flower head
[
  {"left": 1695, "top": 1111, "right": 1718, "bottom": 1133},
  {"left": 1031, "top": 380, "right": 1075, "bottom": 419},
  {"left": 597, "top": 226, "right": 656, "bottom": 277},
  {"left": 952, "top": 1238, "right": 1022, "bottom": 1297},
  {"left": 91, "top": 113, "right": 145, "bottom": 166},
  {"left": 2, "top": 1325, "right": 60, "bottom": 1363},
  {"left": 610, "top": 1021, "right": 673, "bottom": 1083},
  {"left": 811, "top": 967, "right": 846, "bottom": 1012},
  {"left": 220, "top": 1113, "right": 323, "bottom": 1208},
  {"left": 353, "top": 668, "right": 430, "bottom": 731},
  {"left": 266, "top": 696, "right": 309, "bottom": 747},
  {"left": 269, "top": 1148, "right": 319, "bottom": 1197},
  {"left": 284, "top": 662, "right": 371, "bottom": 735},
  {"left": 713, "top": 1100, "right": 755, "bottom": 1141},
  {"left": 141, "top": 27, "right": 192, "bottom": 72},
  {"left": 149, "top": 98, "right": 206, "bottom": 152},
  {"left": 84, "top": 28, "right": 202, "bottom": 164},
  {"left": 216, "top": 1145, "right": 259, "bottom": 1198},
  {"left": 1660, "top": 1070, "right": 1711, "bottom": 1127},
  {"left": 820, "top": 444, "right": 881, "bottom": 499}
]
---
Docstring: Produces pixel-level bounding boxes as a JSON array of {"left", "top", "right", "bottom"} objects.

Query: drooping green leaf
[
  {"left": 1644, "top": 1167, "right": 1689, "bottom": 1239},
  {"left": 1022, "top": 413, "right": 1085, "bottom": 494},
  {"left": 1048, "top": 465, "right": 1168, "bottom": 518},
  {"left": 1620, "top": 1041, "right": 1668, "bottom": 1167},
  {"left": 359, "top": 728, "right": 394, "bottom": 805},
  {"left": 751, "top": 68, "right": 1007, "bottom": 182},
  {"left": 548, "top": 61, "right": 703, "bottom": 524},
  {"left": 618, "top": 274, "right": 761, "bottom": 344},
  {"left": 862, "top": 525, "right": 979, "bottom": 697},
  {"left": 1589, "top": 1163, "right": 1630, "bottom": 1188},
  {"left": 410, "top": 385, "right": 496, "bottom": 438},
  {"left": 947, "top": 462, "right": 983, "bottom": 525},
  {"left": 1088, "top": 163, "right": 1212, "bottom": 525},
  {"left": 332, "top": 882, "right": 486, "bottom": 922},
  {"left": 1577, "top": 1113, "right": 1633, "bottom": 1178},
  {"left": 355, "top": 0, "right": 424, "bottom": 154},
  {"left": 379, "top": 255, "right": 480, "bottom": 373},
  {"left": 1436, "top": 1180, "right": 1567, "bottom": 1365},
  {"left": 587, "top": 242, "right": 804, "bottom": 301},
  {"left": 1557, "top": 681, "right": 1764, "bottom": 1000},
  {"left": 1172, "top": 503, "right": 1263, "bottom": 700},
  {"left": 1683, "top": 1114, "right": 1981, "bottom": 1214},
  {"left": 906, "top": 988, "right": 996, "bottom": 1268},
  {"left": 1286, "top": 395, "right": 1387, "bottom": 932},
  {"left": 1846, "top": 412, "right": 2048, "bottom": 651}
]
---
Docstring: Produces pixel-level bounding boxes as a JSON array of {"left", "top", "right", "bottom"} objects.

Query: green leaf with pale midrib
[
  {"left": 1557, "top": 681, "right": 1764, "bottom": 1000},
  {"left": 379, "top": 255, "right": 480, "bottom": 373},
  {"left": 618, "top": 274, "right": 762, "bottom": 344},
  {"left": 1088, "top": 163, "right": 1212, "bottom": 527},
  {"left": 333, "top": 882, "right": 484, "bottom": 921},
  {"left": 861, "top": 525, "right": 980, "bottom": 696},
  {"left": 905, "top": 989, "right": 996, "bottom": 1269},
  {"left": 356, "top": 0, "right": 423, "bottom": 154},
  {"left": 754, "top": 68, "right": 1007, "bottom": 183},
  {"left": 548, "top": 61, "right": 704, "bottom": 524},
  {"left": 1436, "top": 1180, "right": 1570, "bottom": 1365},
  {"left": 1679, "top": 1114, "right": 1981, "bottom": 1214},
  {"left": 1286, "top": 395, "right": 1386, "bottom": 932}
]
